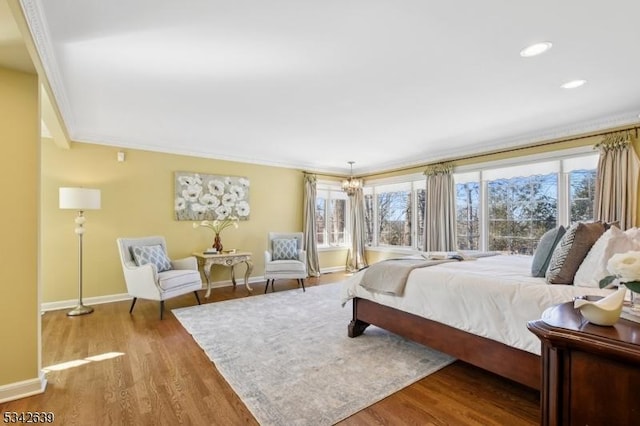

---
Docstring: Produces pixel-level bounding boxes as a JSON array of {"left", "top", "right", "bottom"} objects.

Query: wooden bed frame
[{"left": 348, "top": 297, "right": 541, "bottom": 390}]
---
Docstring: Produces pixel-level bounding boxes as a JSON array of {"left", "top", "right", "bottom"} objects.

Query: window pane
[
  {"left": 487, "top": 174, "right": 557, "bottom": 255},
  {"left": 569, "top": 169, "right": 596, "bottom": 223},
  {"left": 329, "top": 198, "right": 346, "bottom": 245},
  {"left": 364, "top": 194, "right": 374, "bottom": 246},
  {"left": 377, "top": 190, "right": 411, "bottom": 246},
  {"left": 456, "top": 182, "right": 480, "bottom": 250},
  {"left": 416, "top": 188, "right": 426, "bottom": 250},
  {"left": 315, "top": 198, "right": 326, "bottom": 245}
]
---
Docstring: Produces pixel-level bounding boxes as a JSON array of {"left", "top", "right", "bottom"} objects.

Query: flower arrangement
[
  {"left": 599, "top": 251, "right": 640, "bottom": 293},
  {"left": 192, "top": 216, "right": 239, "bottom": 235}
]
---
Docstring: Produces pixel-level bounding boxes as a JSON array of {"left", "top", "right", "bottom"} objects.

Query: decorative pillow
[
  {"left": 272, "top": 238, "right": 298, "bottom": 260},
  {"left": 546, "top": 221, "right": 606, "bottom": 284},
  {"left": 131, "top": 244, "right": 172, "bottom": 272},
  {"left": 626, "top": 228, "right": 640, "bottom": 249},
  {"left": 531, "top": 226, "right": 566, "bottom": 277},
  {"left": 574, "top": 227, "right": 634, "bottom": 287}
]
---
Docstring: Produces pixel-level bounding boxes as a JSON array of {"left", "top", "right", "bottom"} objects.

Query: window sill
[
  {"left": 318, "top": 246, "right": 348, "bottom": 252},
  {"left": 365, "top": 246, "right": 421, "bottom": 255}
]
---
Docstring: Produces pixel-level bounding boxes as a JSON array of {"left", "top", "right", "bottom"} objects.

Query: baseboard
[
  {"left": 320, "top": 266, "right": 347, "bottom": 274},
  {"left": 40, "top": 293, "right": 132, "bottom": 312},
  {"left": 40, "top": 277, "right": 264, "bottom": 312},
  {"left": 40, "top": 272, "right": 346, "bottom": 312},
  {"left": 0, "top": 371, "right": 47, "bottom": 403}
]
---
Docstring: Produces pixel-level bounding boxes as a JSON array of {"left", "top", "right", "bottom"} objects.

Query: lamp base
[{"left": 67, "top": 304, "right": 94, "bottom": 316}]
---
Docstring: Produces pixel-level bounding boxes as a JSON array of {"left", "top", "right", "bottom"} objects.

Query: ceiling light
[
  {"left": 520, "top": 42, "right": 553, "bottom": 57},
  {"left": 561, "top": 79, "right": 587, "bottom": 89},
  {"left": 341, "top": 161, "right": 362, "bottom": 195}
]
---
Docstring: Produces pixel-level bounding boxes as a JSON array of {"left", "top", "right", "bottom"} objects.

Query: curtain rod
[{"left": 357, "top": 124, "right": 640, "bottom": 178}]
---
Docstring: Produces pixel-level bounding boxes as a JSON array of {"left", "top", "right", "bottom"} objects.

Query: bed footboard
[{"left": 348, "top": 297, "right": 541, "bottom": 390}]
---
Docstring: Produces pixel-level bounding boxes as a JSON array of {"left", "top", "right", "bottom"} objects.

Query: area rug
[{"left": 173, "top": 283, "right": 454, "bottom": 426}]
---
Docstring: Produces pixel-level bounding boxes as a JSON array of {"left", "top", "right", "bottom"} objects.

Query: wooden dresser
[{"left": 527, "top": 302, "right": 640, "bottom": 426}]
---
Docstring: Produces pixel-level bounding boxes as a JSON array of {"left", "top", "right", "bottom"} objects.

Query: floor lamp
[{"left": 59, "top": 187, "right": 101, "bottom": 316}]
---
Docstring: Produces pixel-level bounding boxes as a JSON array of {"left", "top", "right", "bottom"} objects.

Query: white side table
[{"left": 193, "top": 251, "right": 253, "bottom": 297}]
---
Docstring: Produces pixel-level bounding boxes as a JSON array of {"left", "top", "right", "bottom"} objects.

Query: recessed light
[
  {"left": 520, "top": 41, "right": 553, "bottom": 57},
  {"left": 561, "top": 79, "right": 587, "bottom": 89}
]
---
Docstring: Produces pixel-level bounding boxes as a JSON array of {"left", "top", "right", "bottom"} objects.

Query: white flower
[
  {"left": 221, "top": 192, "right": 237, "bottom": 206},
  {"left": 175, "top": 197, "right": 186, "bottom": 211},
  {"left": 190, "top": 203, "right": 207, "bottom": 213},
  {"left": 607, "top": 251, "right": 640, "bottom": 282},
  {"left": 208, "top": 180, "right": 225, "bottom": 196},
  {"left": 236, "top": 201, "right": 250, "bottom": 217},
  {"left": 239, "top": 177, "right": 250, "bottom": 188},
  {"left": 182, "top": 184, "right": 202, "bottom": 202},
  {"left": 225, "top": 177, "right": 233, "bottom": 186},
  {"left": 229, "top": 185, "right": 245, "bottom": 200},
  {"left": 193, "top": 216, "right": 238, "bottom": 234},
  {"left": 215, "top": 205, "right": 231, "bottom": 219},
  {"left": 178, "top": 174, "right": 202, "bottom": 186},
  {"left": 199, "top": 193, "right": 220, "bottom": 210}
]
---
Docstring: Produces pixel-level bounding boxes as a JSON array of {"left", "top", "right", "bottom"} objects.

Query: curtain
[
  {"left": 346, "top": 187, "right": 368, "bottom": 272},
  {"left": 423, "top": 163, "right": 457, "bottom": 251},
  {"left": 303, "top": 174, "right": 321, "bottom": 277},
  {"left": 594, "top": 132, "right": 640, "bottom": 230}
]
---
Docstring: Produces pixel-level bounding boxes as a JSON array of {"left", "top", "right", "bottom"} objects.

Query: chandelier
[{"left": 341, "top": 161, "right": 363, "bottom": 195}]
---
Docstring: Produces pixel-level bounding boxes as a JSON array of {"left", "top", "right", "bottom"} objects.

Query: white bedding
[{"left": 341, "top": 255, "right": 614, "bottom": 355}]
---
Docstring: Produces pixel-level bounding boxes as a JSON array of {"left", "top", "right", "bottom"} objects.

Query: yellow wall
[
  {"left": 0, "top": 67, "right": 39, "bottom": 385},
  {"left": 41, "top": 142, "right": 348, "bottom": 302}
]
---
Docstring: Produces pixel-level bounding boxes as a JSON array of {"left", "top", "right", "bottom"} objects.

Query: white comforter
[{"left": 341, "top": 255, "right": 613, "bottom": 355}]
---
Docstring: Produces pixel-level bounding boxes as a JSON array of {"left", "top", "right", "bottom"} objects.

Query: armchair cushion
[
  {"left": 131, "top": 244, "right": 172, "bottom": 272},
  {"left": 157, "top": 269, "right": 202, "bottom": 291},
  {"left": 272, "top": 238, "right": 298, "bottom": 260}
]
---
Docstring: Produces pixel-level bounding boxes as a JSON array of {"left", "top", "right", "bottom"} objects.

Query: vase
[{"left": 213, "top": 233, "right": 223, "bottom": 252}]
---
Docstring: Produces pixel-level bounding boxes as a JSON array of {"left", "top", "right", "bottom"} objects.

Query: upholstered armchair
[
  {"left": 116, "top": 236, "right": 202, "bottom": 319},
  {"left": 264, "top": 232, "right": 308, "bottom": 293}
]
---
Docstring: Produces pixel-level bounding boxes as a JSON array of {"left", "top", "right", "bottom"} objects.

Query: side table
[
  {"left": 193, "top": 251, "right": 253, "bottom": 297},
  {"left": 527, "top": 301, "right": 640, "bottom": 426}
]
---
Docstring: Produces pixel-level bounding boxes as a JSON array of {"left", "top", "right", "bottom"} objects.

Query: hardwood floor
[{"left": 1, "top": 273, "right": 539, "bottom": 425}]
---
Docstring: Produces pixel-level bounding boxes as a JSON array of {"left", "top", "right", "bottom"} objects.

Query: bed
[{"left": 341, "top": 254, "right": 614, "bottom": 390}]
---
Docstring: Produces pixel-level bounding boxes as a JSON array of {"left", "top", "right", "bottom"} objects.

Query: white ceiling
[{"left": 18, "top": 0, "right": 640, "bottom": 175}]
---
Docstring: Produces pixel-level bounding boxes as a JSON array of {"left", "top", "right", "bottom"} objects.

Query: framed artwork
[{"left": 174, "top": 171, "right": 250, "bottom": 221}]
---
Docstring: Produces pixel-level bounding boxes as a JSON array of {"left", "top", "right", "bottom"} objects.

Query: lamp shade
[{"left": 59, "top": 187, "right": 101, "bottom": 210}]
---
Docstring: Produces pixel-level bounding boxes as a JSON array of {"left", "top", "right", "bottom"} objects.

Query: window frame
[
  {"left": 362, "top": 146, "right": 597, "bottom": 253},
  {"left": 315, "top": 181, "right": 350, "bottom": 250},
  {"left": 454, "top": 146, "right": 598, "bottom": 252}
]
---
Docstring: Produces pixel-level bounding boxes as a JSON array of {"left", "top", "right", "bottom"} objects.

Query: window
[
  {"left": 569, "top": 170, "right": 596, "bottom": 223},
  {"left": 454, "top": 152, "right": 598, "bottom": 255},
  {"left": 362, "top": 149, "right": 597, "bottom": 253},
  {"left": 485, "top": 173, "right": 557, "bottom": 255},
  {"left": 455, "top": 178, "right": 480, "bottom": 250},
  {"left": 363, "top": 178, "right": 425, "bottom": 249},
  {"left": 316, "top": 184, "right": 348, "bottom": 247}
]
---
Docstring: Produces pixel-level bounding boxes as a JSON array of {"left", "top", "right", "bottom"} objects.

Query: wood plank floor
[{"left": 1, "top": 273, "right": 539, "bottom": 425}]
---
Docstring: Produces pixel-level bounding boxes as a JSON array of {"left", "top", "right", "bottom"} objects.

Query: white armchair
[
  {"left": 116, "top": 236, "right": 202, "bottom": 319},
  {"left": 264, "top": 232, "right": 308, "bottom": 293}
]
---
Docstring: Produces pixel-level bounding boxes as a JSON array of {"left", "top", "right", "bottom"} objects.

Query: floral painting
[{"left": 174, "top": 172, "right": 250, "bottom": 221}]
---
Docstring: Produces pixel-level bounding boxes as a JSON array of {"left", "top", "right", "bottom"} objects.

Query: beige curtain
[
  {"left": 594, "top": 132, "right": 640, "bottom": 230},
  {"left": 303, "top": 174, "right": 321, "bottom": 277},
  {"left": 424, "top": 163, "right": 457, "bottom": 251},
  {"left": 346, "top": 187, "right": 368, "bottom": 272}
]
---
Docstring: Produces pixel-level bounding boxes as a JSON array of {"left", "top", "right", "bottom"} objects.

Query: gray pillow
[
  {"left": 545, "top": 222, "right": 606, "bottom": 284},
  {"left": 131, "top": 244, "right": 172, "bottom": 272},
  {"left": 531, "top": 226, "right": 565, "bottom": 277},
  {"left": 272, "top": 238, "right": 298, "bottom": 260}
]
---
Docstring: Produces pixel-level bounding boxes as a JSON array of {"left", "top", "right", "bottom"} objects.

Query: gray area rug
[{"left": 173, "top": 283, "right": 454, "bottom": 426}]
